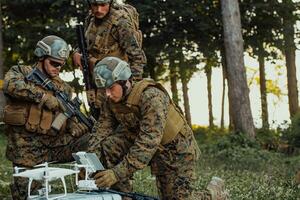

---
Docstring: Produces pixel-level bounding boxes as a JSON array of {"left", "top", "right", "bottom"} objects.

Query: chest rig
[
  {"left": 85, "top": 8, "right": 128, "bottom": 62},
  {"left": 109, "top": 79, "right": 188, "bottom": 145},
  {"left": 4, "top": 65, "right": 70, "bottom": 135}
]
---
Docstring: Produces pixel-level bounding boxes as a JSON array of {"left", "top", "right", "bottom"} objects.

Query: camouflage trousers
[
  {"left": 98, "top": 125, "right": 207, "bottom": 200},
  {"left": 6, "top": 126, "right": 90, "bottom": 200}
]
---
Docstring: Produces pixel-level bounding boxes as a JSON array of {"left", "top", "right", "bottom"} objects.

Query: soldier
[
  {"left": 72, "top": 0, "right": 146, "bottom": 119},
  {"left": 89, "top": 56, "right": 229, "bottom": 200},
  {"left": 3, "top": 35, "right": 89, "bottom": 200}
]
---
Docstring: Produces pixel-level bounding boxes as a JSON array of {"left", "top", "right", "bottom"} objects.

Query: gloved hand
[
  {"left": 94, "top": 169, "right": 118, "bottom": 188},
  {"left": 40, "top": 93, "right": 63, "bottom": 111},
  {"left": 78, "top": 168, "right": 86, "bottom": 180},
  {"left": 68, "top": 117, "right": 89, "bottom": 137},
  {"left": 72, "top": 52, "right": 82, "bottom": 69}
]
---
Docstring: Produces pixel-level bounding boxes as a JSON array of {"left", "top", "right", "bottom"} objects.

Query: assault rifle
[
  {"left": 90, "top": 188, "right": 160, "bottom": 200},
  {"left": 26, "top": 68, "right": 94, "bottom": 131},
  {"left": 76, "top": 24, "right": 99, "bottom": 119}
]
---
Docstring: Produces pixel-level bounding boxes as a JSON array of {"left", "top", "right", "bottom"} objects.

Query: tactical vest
[
  {"left": 85, "top": 8, "right": 129, "bottom": 62},
  {"left": 110, "top": 79, "right": 188, "bottom": 145},
  {"left": 3, "top": 65, "right": 71, "bottom": 135}
]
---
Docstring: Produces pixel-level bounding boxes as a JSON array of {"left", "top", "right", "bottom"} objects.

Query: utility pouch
[
  {"left": 25, "top": 104, "right": 41, "bottom": 132},
  {"left": 37, "top": 109, "right": 53, "bottom": 134},
  {"left": 3, "top": 104, "right": 27, "bottom": 125},
  {"left": 161, "top": 104, "right": 185, "bottom": 145}
]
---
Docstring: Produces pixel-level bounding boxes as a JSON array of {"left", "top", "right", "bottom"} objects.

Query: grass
[{"left": 0, "top": 124, "right": 299, "bottom": 199}]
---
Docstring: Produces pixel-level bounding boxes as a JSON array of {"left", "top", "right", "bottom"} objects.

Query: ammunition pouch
[
  {"left": 25, "top": 104, "right": 54, "bottom": 134},
  {"left": 25, "top": 104, "right": 41, "bottom": 132},
  {"left": 161, "top": 104, "right": 186, "bottom": 145},
  {"left": 3, "top": 104, "right": 27, "bottom": 126}
]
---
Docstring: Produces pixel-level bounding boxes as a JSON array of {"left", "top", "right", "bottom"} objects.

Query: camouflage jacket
[
  {"left": 4, "top": 64, "right": 73, "bottom": 103},
  {"left": 90, "top": 85, "right": 182, "bottom": 180},
  {"left": 85, "top": 7, "right": 146, "bottom": 78},
  {"left": 3, "top": 64, "right": 77, "bottom": 165}
]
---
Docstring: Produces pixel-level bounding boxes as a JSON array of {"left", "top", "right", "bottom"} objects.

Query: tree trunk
[
  {"left": 221, "top": 0, "right": 256, "bottom": 138},
  {"left": 283, "top": 18, "right": 299, "bottom": 117},
  {"left": 0, "top": 3, "right": 6, "bottom": 122},
  {"left": 146, "top": 56, "right": 157, "bottom": 81},
  {"left": 220, "top": 48, "right": 228, "bottom": 130},
  {"left": 205, "top": 66, "right": 214, "bottom": 128},
  {"left": 258, "top": 52, "right": 269, "bottom": 129},
  {"left": 179, "top": 54, "right": 192, "bottom": 126},
  {"left": 169, "top": 57, "right": 179, "bottom": 105}
]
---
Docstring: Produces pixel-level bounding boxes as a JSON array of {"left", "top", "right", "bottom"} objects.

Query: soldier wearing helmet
[
  {"left": 3, "top": 35, "right": 89, "bottom": 200},
  {"left": 72, "top": 0, "right": 146, "bottom": 119},
  {"left": 88, "top": 57, "right": 229, "bottom": 200}
]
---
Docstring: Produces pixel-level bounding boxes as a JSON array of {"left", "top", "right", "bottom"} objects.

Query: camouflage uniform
[
  {"left": 3, "top": 64, "right": 88, "bottom": 200},
  {"left": 85, "top": 5, "right": 146, "bottom": 77},
  {"left": 82, "top": 5, "right": 146, "bottom": 115},
  {"left": 89, "top": 81, "right": 203, "bottom": 200}
]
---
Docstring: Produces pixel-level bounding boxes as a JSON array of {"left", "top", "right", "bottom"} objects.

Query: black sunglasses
[{"left": 49, "top": 60, "right": 64, "bottom": 68}]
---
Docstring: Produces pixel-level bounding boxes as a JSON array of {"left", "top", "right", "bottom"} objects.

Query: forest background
[{"left": 0, "top": 0, "right": 300, "bottom": 199}]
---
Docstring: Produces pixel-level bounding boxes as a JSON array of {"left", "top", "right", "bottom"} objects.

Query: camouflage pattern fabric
[
  {"left": 4, "top": 65, "right": 73, "bottom": 102},
  {"left": 89, "top": 86, "right": 201, "bottom": 199},
  {"left": 8, "top": 134, "right": 89, "bottom": 200},
  {"left": 85, "top": 7, "right": 146, "bottom": 78},
  {"left": 3, "top": 64, "right": 89, "bottom": 199}
]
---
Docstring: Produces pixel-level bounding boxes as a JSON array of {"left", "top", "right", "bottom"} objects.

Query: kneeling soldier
[{"left": 89, "top": 56, "right": 229, "bottom": 200}]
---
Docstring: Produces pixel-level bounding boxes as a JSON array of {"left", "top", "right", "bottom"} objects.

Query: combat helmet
[
  {"left": 94, "top": 56, "right": 132, "bottom": 88},
  {"left": 34, "top": 35, "right": 70, "bottom": 61}
]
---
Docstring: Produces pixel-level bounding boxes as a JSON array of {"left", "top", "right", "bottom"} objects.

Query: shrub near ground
[
  {"left": 0, "top": 125, "right": 299, "bottom": 199},
  {"left": 0, "top": 125, "right": 12, "bottom": 199},
  {"left": 193, "top": 126, "right": 300, "bottom": 200}
]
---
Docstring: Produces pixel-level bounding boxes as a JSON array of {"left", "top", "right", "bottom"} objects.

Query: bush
[
  {"left": 192, "top": 125, "right": 229, "bottom": 145},
  {"left": 282, "top": 113, "right": 300, "bottom": 148}
]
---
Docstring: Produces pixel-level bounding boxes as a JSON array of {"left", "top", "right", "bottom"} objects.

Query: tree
[
  {"left": 221, "top": 0, "right": 256, "bottom": 138},
  {"left": 277, "top": 0, "right": 300, "bottom": 117},
  {"left": 240, "top": 0, "right": 284, "bottom": 129},
  {"left": 0, "top": 3, "right": 5, "bottom": 121}
]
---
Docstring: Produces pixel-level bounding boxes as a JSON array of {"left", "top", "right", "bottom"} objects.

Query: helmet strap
[
  {"left": 118, "top": 80, "right": 132, "bottom": 98},
  {"left": 41, "top": 57, "right": 50, "bottom": 77}
]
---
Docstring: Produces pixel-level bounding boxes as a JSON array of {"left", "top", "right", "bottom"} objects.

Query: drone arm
[
  {"left": 28, "top": 178, "right": 33, "bottom": 199},
  {"left": 61, "top": 177, "right": 67, "bottom": 196}
]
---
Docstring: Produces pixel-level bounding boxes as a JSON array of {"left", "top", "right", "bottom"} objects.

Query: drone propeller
[
  {"left": 56, "top": 161, "right": 77, "bottom": 167},
  {"left": 14, "top": 166, "right": 27, "bottom": 174},
  {"left": 34, "top": 161, "right": 57, "bottom": 168}
]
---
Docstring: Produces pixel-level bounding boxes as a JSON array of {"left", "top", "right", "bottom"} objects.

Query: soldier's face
[
  {"left": 105, "top": 83, "right": 123, "bottom": 103},
  {"left": 44, "top": 58, "right": 64, "bottom": 78},
  {"left": 91, "top": 3, "right": 110, "bottom": 19}
]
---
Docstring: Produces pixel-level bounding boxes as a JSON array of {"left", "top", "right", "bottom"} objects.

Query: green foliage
[
  {"left": 255, "top": 128, "right": 280, "bottom": 148},
  {"left": 193, "top": 125, "right": 229, "bottom": 145},
  {"left": 282, "top": 113, "right": 300, "bottom": 148},
  {"left": 0, "top": 125, "right": 12, "bottom": 199},
  {"left": 133, "top": 132, "right": 300, "bottom": 200},
  {"left": 0, "top": 126, "right": 299, "bottom": 199}
]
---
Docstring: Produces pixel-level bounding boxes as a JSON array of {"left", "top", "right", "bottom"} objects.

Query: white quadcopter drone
[{"left": 13, "top": 152, "right": 121, "bottom": 200}]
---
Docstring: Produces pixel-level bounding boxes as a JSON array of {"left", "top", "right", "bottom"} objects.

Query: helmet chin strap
[
  {"left": 41, "top": 58, "right": 50, "bottom": 77},
  {"left": 120, "top": 80, "right": 132, "bottom": 99}
]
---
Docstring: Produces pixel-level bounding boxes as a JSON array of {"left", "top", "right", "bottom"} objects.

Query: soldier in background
[
  {"left": 3, "top": 35, "right": 89, "bottom": 200},
  {"left": 89, "top": 56, "right": 229, "bottom": 200},
  {"left": 72, "top": 0, "right": 146, "bottom": 119}
]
